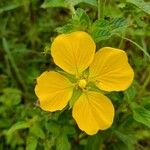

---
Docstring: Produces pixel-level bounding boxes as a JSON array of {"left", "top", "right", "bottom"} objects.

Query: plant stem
[
  {"left": 117, "top": 35, "right": 150, "bottom": 59},
  {"left": 69, "top": 5, "right": 76, "bottom": 15},
  {"left": 2, "top": 38, "right": 27, "bottom": 93},
  {"left": 98, "top": 0, "right": 105, "bottom": 19}
]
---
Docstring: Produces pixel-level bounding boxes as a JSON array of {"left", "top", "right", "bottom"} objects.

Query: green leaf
[
  {"left": 56, "top": 134, "right": 71, "bottom": 150},
  {"left": 56, "top": 24, "right": 74, "bottom": 34},
  {"left": 112, "top": 142, "right": 131, "bottom": 150},
  {"left": 62, "top": 125, "right": 76, "bottom": 135},
  {"left": 66, "top": 0, "right": 97, "bottom": 7},
  {"left": 114, "top": 131, "right": 136, "bottom": 150},
  {"left": 6, "top": 121, "right": 30, "bottom": 135},
  {"left": 41, "top": 0, "right": 68, "bottom": 8},
  {"left": 132, "top": 103, "right": 150, "bottom": 128},
  {"left": 72, "top": 8, "right": 91, "bottom": 30},
  {"left": 124, "top": 85, "right": 136, "bottom": 102},
  {"left": 91, "top": 18, "right": 127, "bottom": 42},
  {"left": 92, "top": 29, "right": 111, "bottom": 42},
  {"left": 29, "top": 124, "right": 45, "bottom": 139},
  {"left": 0, "top": 3, "right": 21, "bottom": 13},
  {"left": 141, "top": 96, "right": 150, "bottom": 110},
  {"left": 127, "top": 0, "right": 150, "bottom": 15},
  {"left": 46, "top": 121, "right": 61, "bottom": 135},
  {"left": 109, "top": 18, "right": 127, "bottom": 31},
  {"left": 0, "top": 88, "right": 22, "bottom": 106},
  {"left": 0, "top": 0, "right": 28, "bottom": 14},
  {"left": 56, "top": 8, "right": 91, "bottom": 33},
  {"left": 41, "top": 0, "right": 97, "bottom": 9},
  {"left": 85, "top": 134, "right": 102, "bottom": 150},
  {"left": 26, "top": 135, "right": 38, "bottom": 150}
]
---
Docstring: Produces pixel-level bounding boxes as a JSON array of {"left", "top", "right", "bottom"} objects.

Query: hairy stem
[
  {"left": 2, "top": 38, "right": 27, "bottom": 93},
  {"left": 98, "top": 0, "right": 105, "bottom": 19}
]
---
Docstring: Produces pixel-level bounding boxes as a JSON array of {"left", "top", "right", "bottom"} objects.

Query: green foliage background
[{"left": 0, "top": 0, "right": 150, "bottom": 150}]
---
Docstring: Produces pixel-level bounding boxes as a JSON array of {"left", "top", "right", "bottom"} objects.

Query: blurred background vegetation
[{"left": 0, "top": 0, "right": 150, "bottom": 150}]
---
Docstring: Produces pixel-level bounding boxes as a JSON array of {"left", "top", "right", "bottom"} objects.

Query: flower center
[{"left": 78, "top": 79, "right": 87, "bottom": 89}]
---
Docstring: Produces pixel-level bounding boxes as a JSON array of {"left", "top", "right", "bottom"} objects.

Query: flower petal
[
  {"left": 72, "top": 91, "right": 114, "bottom": 135},
  {"left": 89, "top": 47, "right": 134, "bottom": 91},
  {"left": 51, "top": 31, "right": 96, "bottom": 76},
  {"left": 35, "top": 71, "right": 73, "bottom": 111}
]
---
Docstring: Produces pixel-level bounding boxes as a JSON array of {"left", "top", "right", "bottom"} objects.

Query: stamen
[{"left": 78, "top": 79, "right": 87, "bottom": 89}]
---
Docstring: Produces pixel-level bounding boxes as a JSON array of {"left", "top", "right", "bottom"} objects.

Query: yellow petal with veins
[
  {"left": 35, "top": 71, "right": 73, "bottom": 111},
  {"left": 72, "top": 91, "right": 114, "bottom": 135},
  {"left": 51, "top": 31, "right": 96, "bottom": 76},
  {"left": 89, "top": 47, "right": 134, "bottom": 91}
]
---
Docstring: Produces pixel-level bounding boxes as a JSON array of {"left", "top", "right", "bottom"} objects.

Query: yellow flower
[{"left": 35, "top": 31, "right": 134, "bottom": 135}]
